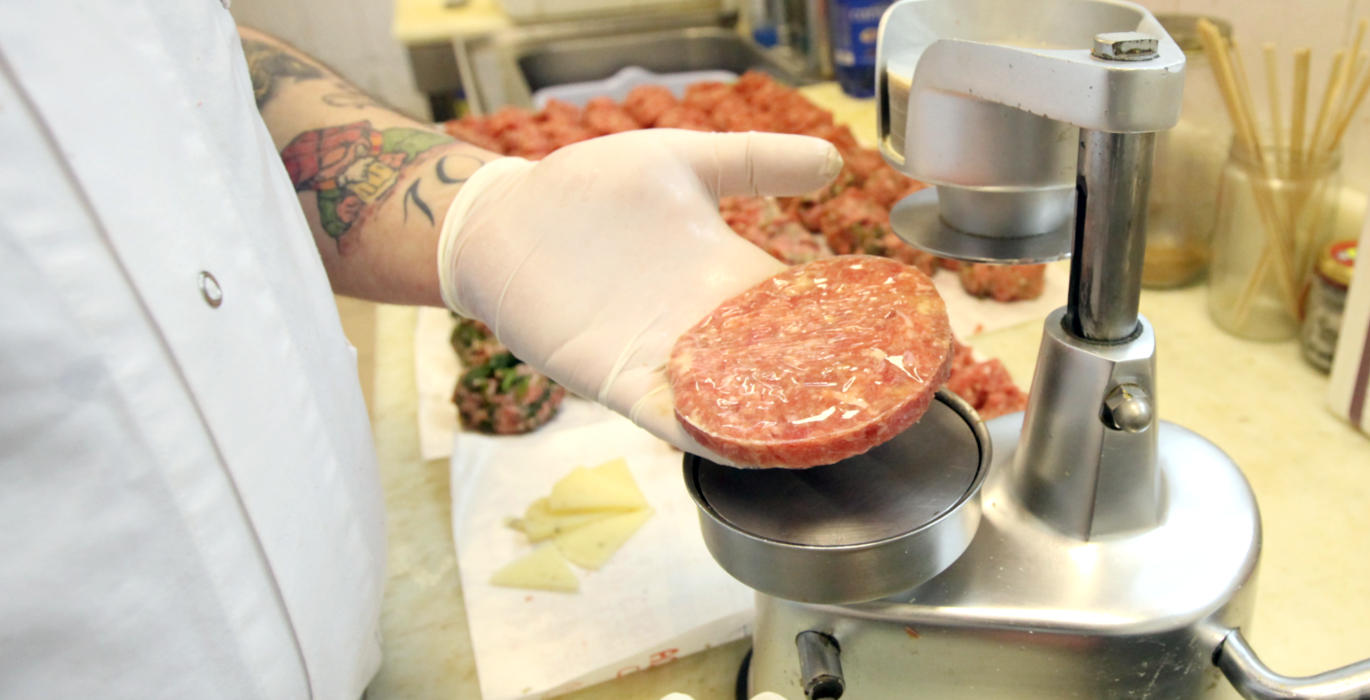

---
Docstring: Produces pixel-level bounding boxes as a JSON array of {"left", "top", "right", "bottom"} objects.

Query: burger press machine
[{"left": 683, "top": 0, "right": 1370, "bottom": 697}]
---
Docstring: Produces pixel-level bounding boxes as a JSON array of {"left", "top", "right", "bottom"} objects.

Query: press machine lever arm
[{"left": 1214, "top": 629, "right": 1370, "bottom": 700}]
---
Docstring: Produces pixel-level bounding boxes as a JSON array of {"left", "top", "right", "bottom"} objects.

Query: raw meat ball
[
  {"left": 957, "top": 263, "right": 1047, "bottom": 302},
  {"left": 453, "top": 352, "right": 567, "bottom": 434}
]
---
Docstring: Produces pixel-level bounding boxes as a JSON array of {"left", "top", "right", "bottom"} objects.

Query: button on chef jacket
[{"left": 0, "top": 3, "right": 387, "bottom": 699}]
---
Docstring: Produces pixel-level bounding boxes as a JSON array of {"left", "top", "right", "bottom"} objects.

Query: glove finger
[{"left": 658, "top": 129, "right": 844, "bottom": 199}]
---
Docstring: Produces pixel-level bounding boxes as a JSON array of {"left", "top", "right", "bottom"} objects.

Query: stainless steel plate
[
  {"left": 684, "top": 390, "right": 990, "bottom": 604},
  {"left": 890, "top": 188, "right": 1074, "bottom": 264}
]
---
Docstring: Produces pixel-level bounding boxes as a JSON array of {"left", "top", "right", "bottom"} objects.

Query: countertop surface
[{"left": 361, "top": 87, "right": 1370, "bottom": 699}]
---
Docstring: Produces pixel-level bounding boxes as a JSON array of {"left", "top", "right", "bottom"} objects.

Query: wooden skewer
[
  {"left": 1350, "top": 18, "right": 1368, "bottom": 62},
  {"left": 1347, "top": 51, "right": 1369, "bottom": 108},
  {"left": 1237, "top": 43, "right": 1291, "bottom": 320},
  {"left": 1232, "top": 40, "right": 1303, "bottom": 294},
  {"left": 1233, "top": 42, "right": 1260, "bottom": 156},
  {"left": 1264, "top": 43, "right": 1286, "bottom": 174},
  {"left": 1291, "top": 50, "right": 1350, "bottom": 281},
  {"left": 1210, "top": 35, "right": 1266, "bottom": 165},
  {"left": 1343, "top": 19, "right": 1369, "bottom": 94},
  {"left": 1295, "top": 41, "right": 1362, "bottom": 279},
  {"left": 1323, "top": 49, "right": 1368, "bottom": 153},
  {"left": 1231, "top": 41, "right": 1274, "bottom": 171},
  {"left": 1290, "top": 49, "right": 1311, "bottom": 177},
  {"left": 1338, "top": 51, "right": 1370, "bottom": 138},
  {"left": 1232, "top": 43, "right": 1296, "bottom": 325},
  {"left": 1232, "top": 250, "right": 1283, "bottom": 327},
  {"left": 1295, "top": 174, "right": 1338, "bottom": 287},
  {"left": 1336, "top": 19, "right": 1370, "bottom": 127},
  {"left": 1306, "top": 50, "right": 1347, "bottom": 166},
  {"left": 1343, "top": 19, "right": 1369, "bottom": 95},
  {"left": 1324, "top": 58, "right": 1370, "bottom": 152},
  {"left": 1197, "top": 19, "right": 1300, "bottom": 320},
  {"left": 1341, "top": 19, "right": 1370, "bottom": 126}
]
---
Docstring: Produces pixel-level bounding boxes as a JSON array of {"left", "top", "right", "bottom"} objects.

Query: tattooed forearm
[
  {"left": 242, "top": 38, "right": 324, "bottom": 108},
  {"left": 280, "top": 120, "right": 470, "bottom": 250}
]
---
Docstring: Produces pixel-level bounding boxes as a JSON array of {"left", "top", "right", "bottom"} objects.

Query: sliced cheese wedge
[
  {"left": 554, "top": 507, "right": 654, "bottom": 570},
  {"left": 589, "top": 457, "right": 641, "bottom": 492},
  {"left": 489, "top": 544, "right": 579, "bottom": 593},
  {"left": 547, "top": 460, "right": 648, "bottom": 513},
  {"left": 514, "top": 497, "right": 617, "bottom": 542}
]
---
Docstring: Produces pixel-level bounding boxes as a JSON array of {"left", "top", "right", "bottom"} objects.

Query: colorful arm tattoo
[
  {"left": 244, "top": 38, "right": 486, "bottom": 252},
  {"left": 281, "top": 121, "right": 478, "bottom": 248}
]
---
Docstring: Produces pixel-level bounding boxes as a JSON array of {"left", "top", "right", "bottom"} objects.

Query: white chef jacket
[{"left": 0, "top": 2, "right": 386, "bottom": 699}]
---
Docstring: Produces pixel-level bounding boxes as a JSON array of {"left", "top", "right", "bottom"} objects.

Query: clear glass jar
[
  {"left": 1143, "top": 15, "right": 1233, "bottom": 288},
  {"left": 1208, "top": 142, "right": 1342, "bottom": 340}
]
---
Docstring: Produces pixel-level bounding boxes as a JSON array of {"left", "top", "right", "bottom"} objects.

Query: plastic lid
[{"left": 1316, "top": 240, "right": 1357, "bottom": 288}]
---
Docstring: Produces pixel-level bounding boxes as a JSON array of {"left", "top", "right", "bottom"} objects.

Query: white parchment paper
[{"left": 448, "top": 410, "right": 754, "bottom": 699}]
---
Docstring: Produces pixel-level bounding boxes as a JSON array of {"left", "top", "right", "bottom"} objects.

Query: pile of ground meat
[
  {"left": 450, "top": 315, "right": 506, "bottom": 367},
  {"left": 444, "top": 71, "right": 1033, "bottom": 422},
  {"left": 449, "top": 315, "right": 567, "bottom": 434},
  {"left": 945, "top": 338, "right": 1028, "bottom": 420}
]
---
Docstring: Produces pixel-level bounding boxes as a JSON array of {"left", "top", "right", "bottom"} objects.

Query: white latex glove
[{"left": 438, "top": 129, "right": 842, "bottom": 462}]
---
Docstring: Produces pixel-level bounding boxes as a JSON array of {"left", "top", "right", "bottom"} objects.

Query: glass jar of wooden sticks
[
  {"left": 1208, "top": 143, "right": 1342, "bottom": 340},
  {"left": 1195, "top": 16, "right": 1368, "bottom": 340}
]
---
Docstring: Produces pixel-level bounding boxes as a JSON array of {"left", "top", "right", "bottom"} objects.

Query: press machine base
[{"left": 747, "top": 373, "right": 1261, "bottom": 698}]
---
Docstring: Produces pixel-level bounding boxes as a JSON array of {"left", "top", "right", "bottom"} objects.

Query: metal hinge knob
[{"left": 1103, "top": 383, "right": 1152, "bottom": 432}]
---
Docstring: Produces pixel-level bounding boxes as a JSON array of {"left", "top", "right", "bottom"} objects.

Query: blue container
[{"left": 828, "top": 0, "right": 893, "bottom": 98}]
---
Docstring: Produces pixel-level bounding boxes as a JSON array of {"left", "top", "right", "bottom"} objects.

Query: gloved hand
[{"left": 438, "top": 129, "right": 842, "bottom": 462}]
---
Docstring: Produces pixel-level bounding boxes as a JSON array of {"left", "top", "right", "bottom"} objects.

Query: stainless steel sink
[{"left": 453, "top": 12, "right": 814, "bottom": 114}]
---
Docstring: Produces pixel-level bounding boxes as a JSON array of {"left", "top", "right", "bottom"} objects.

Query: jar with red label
[{"left": 1301, "top": 239, "right": 1358, "bottom": 371}]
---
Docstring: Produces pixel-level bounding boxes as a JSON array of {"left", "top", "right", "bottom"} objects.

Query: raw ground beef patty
[{"left": 669, "top": 255, "right": 954, "bottom": 468}]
